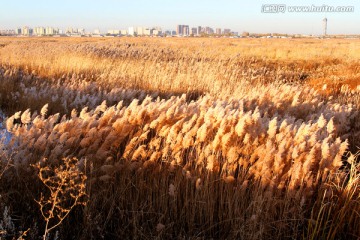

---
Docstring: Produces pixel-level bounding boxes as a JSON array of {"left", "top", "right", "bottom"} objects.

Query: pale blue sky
[{"left": 0, "top": 0, "right": 359, "bottom": 34}]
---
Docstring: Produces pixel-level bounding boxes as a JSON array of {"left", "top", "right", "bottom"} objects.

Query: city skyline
[
  {"left": 2, "top": 24, "right": 238, "bottom": 37},
  {"left": 0, "top": 0, "right": 359, "bottom": 35}
]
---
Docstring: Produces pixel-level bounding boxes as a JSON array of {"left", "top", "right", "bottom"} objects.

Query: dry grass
[
  {"left": 0, "top": 37, "right": 359, "bottom": 239},
  {"left": 1, "top": 37, "right": 360, "bottom": 96}
]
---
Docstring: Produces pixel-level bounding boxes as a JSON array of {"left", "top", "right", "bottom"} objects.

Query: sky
[{"left": 0, "top": 0, "right": 359, "bottom": 35}]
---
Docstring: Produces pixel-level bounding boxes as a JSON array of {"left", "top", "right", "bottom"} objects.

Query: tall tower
[{"left": 323, "top": 18, "right": 328, "bottom": 36}]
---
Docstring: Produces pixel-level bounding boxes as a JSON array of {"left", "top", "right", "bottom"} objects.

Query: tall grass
[{"left": 0, "top": 37, "right": 359, "bottom": 239}]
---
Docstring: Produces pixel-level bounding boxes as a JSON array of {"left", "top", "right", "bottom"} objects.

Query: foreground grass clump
[{"left": 0, "top": 37, "right": 360, "bottom": 239}]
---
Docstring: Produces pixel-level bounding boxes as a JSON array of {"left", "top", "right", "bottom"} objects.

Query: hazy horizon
[{"left": 0, "top": 0, "right": 359, "bottom": 35}]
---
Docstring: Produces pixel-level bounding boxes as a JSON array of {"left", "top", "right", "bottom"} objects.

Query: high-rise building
[
  {"left": 176, "top": 25, "right": 183, "bottom": 35},
  {"left": 137, "top": 27, "right": 145, "bottom": 36},
  {"left": 216, "top": 28, "right": 222, "bottom": 35},
  {"left": 34, "top": 27, "right": 45, "bottom": 36},
  {"left": 128, "top": 27, "right": 136, "bottom": 36},
  {"left": 191, "top": 27, "right": 197, "bottom": 36},
  {"left": 205, "top": 27, "right": 209, "bottom": 34},
  {"left": 46, "top": 27, "right": 54, "bottom": 35},
  {"left": 144, "top": 28, "right": 152, "bottom": 36},
  {"left": 205, "top": 27, "right": 214, "bottom": 35},
  {"left": 176, "top": 25, "right": 189, "bottom": 36},
  {"left": 183, "top": 25, "right": 189, "bottom": 36},
  {"left": 22, "top": 26, "right": 32, "bottom": 36},
  {"left": 197, "top": 26, "right": 202, "bottom": 35},
  {"left": 16, "top": 28, "right": 22, "bottom": 35}
]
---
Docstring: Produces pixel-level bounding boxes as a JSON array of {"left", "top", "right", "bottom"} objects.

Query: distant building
[
  {"left": 183, "top": 25, "right": 189, "bottom": 36},
  {"left": 128, "top": 27, "right": 136, "bottom": 36},
  {"left": 323, "top": 18, "right": 328, "bottom": 36},
  {"left": 223, "top": 29, "right": 231, "bottom": 35},
  {"left": 137, "top": 27, "right": 145, "bottom": 36},
  {"left": 45, "top": 27, "right": 55, "bottom": 35},
  {"left": 191, "top": 27, "right": 197, "bottom": 36},
  {"left": 0, "top": 29, "right": 16, "bottom": 35},
  {"left": 144, "top": 28, "right": 152, "bottom": 36},
  {"left": 176, "top": 25, "right": 183, "bottom": 35},
  {"left": 197, "top": 26, "right": 202, "bottom": 35},
  {"left": 205, "top": 27, "right": 214, "bottom": 35},
  {"left": 66, "top": 27, "right": 74, "bottom": 35},
  {"left": 216, "top": 28, "right": 222, "bottom": 35},
  {"left": 201, "top": 27, "right": 206, "bottom": 34},
  {"left": 120, "top": 29, "right": 128, "bottom": 35},
  {"left": 153, "top": 26, "right": 162, "bottom": 36},
  {"left": 34, "top": 27, "right": 45, "bottom": 36},
  {"left": 108, "top": 30, "right": 120, "bottom": 35},
  {"left": 16, "top": 28, "right": 22, "bottom": 35},
  {"left": 22, "top": 27, "right": 28, "bottom": 36},
  {"left": 78, "top": 28, "right": 85, "bottom": 35},
  {"left": 152, "top": 29, "right": 162, "bottom": 36},
  {"left": 93, "top": 29, "right": 101, "bottom": 35},
  {"left": 22, "top": 26, "right": 33, "bottom": 36},
  {"left": 176, "top": 25, "right": 189, "bottom": 36}
]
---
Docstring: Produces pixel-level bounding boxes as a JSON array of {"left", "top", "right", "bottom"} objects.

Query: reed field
[{"left": 0, "top": 36, "right": 359, "bottom": 239}]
